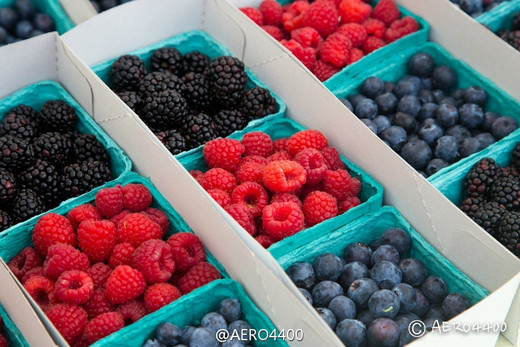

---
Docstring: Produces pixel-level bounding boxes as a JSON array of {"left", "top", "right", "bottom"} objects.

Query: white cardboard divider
[{"left": 58, "top": 0, "right": 98, "bottom": 25}]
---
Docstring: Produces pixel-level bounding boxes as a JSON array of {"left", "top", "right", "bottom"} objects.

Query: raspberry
[
  {"left": 303, "top": 191, "right": 338, "bottom": 226},
  {"left": 78, "top": 220, "right": 117, "bottom": 263},
  {"left": 83, "top": 289, "right": 114, "bottom": 318},
  {"left": 108, "top": 242, "right": 135, "bottom": 269},
  {"left": 87, "top": 263, "right": 112, "bottom": 289},
  {"left": 110, "top": 210, "right": 130, "bottom": 225},
  {"left": 22, "top": 266, "right": 43, "bottom": 283},
  {"left": 241, "top": 132, "right": 273, "bottom": 157},
  {"left": 121, "top": 184, "right": 153, "bottom": 212},
  {"left": 282, "top": 1, "right": 309, "bottom": 32},
  {"left": 32, "top": 213, "right": 76, "bottom": 256},
  {"left": 55, "top": 270, "right": 94, "bottom": 305},
  {"left": 292, "top": 27, "right": 323, "bottom": 50},
  {"left": 116, "top": 300, "right": 147, "bottom": 326},
  {"left": 300, "top": 182, "right": 325, "bottom": 200},
  {"left": 259, "top": 0, "right": 283, "bottom": 26},
  {"left": 207, "top": 189, "right": 232, "bottom": 207},
  {"left": 167, "top": 232, "right": 207, "bottom": 272},
  {"left": 224, "top": 203, "right": 256, "bottom": 235},
  {"left": 83, "top": 312, "right": 124, "bottom": 344},
  {"left": 262, "top": 25, "right": 284, "bottom": 41},
  {"left": 337, "top": 23, "right": 367, "bottom": 47},
  {"left": 168, "top": 270, "right": 185, "bottom": 287},
  {"left": 262, "top": 202, "right": 305, "bottom": 241},
  {"left": 338, "top": 196, "right": 361, "bottom": 213},
  {"left": 8, "top": 247, "right": 42, "bottom": 281},
  {"left": 142, "top": 207, "right": 170, "bottom": 236},
  {"left": 24, "top": 275, "right": 56, "bottom": 310},
  {"left": 266, "top": 151, "right": 292, "bottom": 163},
  {"left": 294, "top": 148, "right": 328, "bottom": 185},
  {"left": 67, "top": 204, "right": 102, "bottom": 230},
  {"left": 178, "top": 262, "right": 221, "bottom": 294},
  {"left": 95, "top": 187, "right": 124, "bottom": 218},
  {"left": 311, "top": 59, "right": 339, "bottom": 81},
  {"left": 43, "top": 244, "right": 89, "bottom": 281},
  {"left": 323, "top": 169, "right": 361, "bottom": 200},
  {"left": 0, "top": 336, "right": 6, "bottom": 347},
  {"left": 263, "top": 160, "right": 307, "bottom": 193},
  {"left": 241, "top": 7, "right": 263, "bottom": 26},
  {"left": 320, "top": 33, "right": 352, "bottom": 68},
  {"left": 105, "top": 265, "right": 146, "bottom": 305},
  {"left": 363, "top": 18, "right": 386, "bottom": 38},
  {"left": 348, "top": 48, "right": 364, "bottom": 64},
  {"left": 190, "top": 170, "right": 204, "bottom": 180},
  {"left": 362, "top": 36, "right": 386, "bottom": 54},
  {"left": 271, "top": 192, "right": 303, "bottom": 208},
  {"left": 46, "top": 304, "right": 88, "bottom": 344},
  {"left": 255, "top": 235, "right": 274, "bottom": 248},
  {"left": 372, "top": 0, "right": 400, "bottom": 26},
  {"left": 239, "top": 155, "right": 267, "bottom": 167},
  {"left": 287, "top": 130, "right": 329, "bottom": 156},
  {"left": 236, "top": 162, "right": 265, "bottom": 185},
  {"left": 301, "top": 0, "right": 339, "bottom": 37},
  {"left": 203, "top": 139, "right": 245, "bottom": 172},
  {"left": 231, "top": 182, "right": 269, "bottom": 217},
  {"left": 273, "top": 138, "right": 289, "bottom": 152},
  {"left": 321, "top": 147, "right": 345, "bottom": 170},
  {"left": 384, "top": 17, "right": 419, "bottom": 43},
  {"left": 132, "top": 239, "right": 175, "bottom": 284},
  {"left": 144, "top": 283, "right": 182, "bottom": 312},
  {"left": 339, "top": 0, "right": 371, "bottom": 24},
  {"left": 281, "top": 39, "right": 317, "bottom": 70},
  {"left": 116, "top": 213, "right": 162, "bottom": 248},
  {"left": 201, "top": 168, "right": 237, "bottom": 192}
]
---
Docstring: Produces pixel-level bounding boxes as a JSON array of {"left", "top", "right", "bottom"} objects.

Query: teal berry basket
[
  {"left": 0, "top": 305, "right": 29, "bottom": 347},
  {"left": 178, "top": 117, "right": 384, "bottom": 260},
  {"left": 91, "top": 29, "right": 286, "bottom": 160},
  {"left": 478, "top": 0, "right": 520, "bottom": 33},
  {"left": 0, "top": 80, "right": 132, "bottom": 235},
  {"left": 93, "top": 279, "right": 287, "bottom": 347},
  {"left": 326, "top": 41, "right": 520, "bottom": 182}
]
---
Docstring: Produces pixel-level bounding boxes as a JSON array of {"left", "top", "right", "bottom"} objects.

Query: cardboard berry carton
[{"left": 0, "top": 304, "right": 29, "bottom": 346}]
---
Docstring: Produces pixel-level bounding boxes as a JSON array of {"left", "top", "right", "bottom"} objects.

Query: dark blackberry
[
  {"left": 181, "top": 51, "right": 210, "bottom": 75},
  {"left": 137, "top": 71, "right": 185, "bottom": 97},
  {"left": 150, "top": 47, "right": 183, "bottom": 76},
  {"left": 158, "top": 130, "right": 187, "bottom": 155},
  {"left": 0, "top": 113, "right": 37, "bottom": 141},
  {"left": 38, "top": 100, "right": 78, "bottom": 131},
  {"left": 180, "top": 112, "right": 216, "bottom": 149},
  {"left": 0, "top": 168, "right": 16, "bottom": 206},
  {"left": 182, "top": 72, "right": 211, "bottom": 110},
  {"left": 207, "top": 56, "right": 247, "bottom": 108},
  {"left": 60, "top": 160, "right": 111, "bottom": 197},
  {"left": 213, "top": 110, "right": 248, "bottom": 137},
  {"left": 500, "top": 30, "right": 520, "bottom": 51},
  {"left": 141, "top": 89, "right": 188, "bottom": 129},
  {"left": 33, "top": 132, "right": 72, "bottom": 166},
  {"left": 511, "top": 143, "right": 520, "bottom": 169},
  {"left": 497, "top": 211, "right": 520, "bottom": 257},
  {"left": 117, "top": 90, "right": 142, "bottom": 112},
  {"left": 463, "top": 158, "right": 499, "bottom": 198},
  {"left": 19, "top": 160, "right": 61, "bottom": 208},
  {"left": 458, "top": 196, "right": 485, "bottom": 214},
  {"left": 110, "top": 55, "right": 147, "bottom": 92},
  {"left": 0, "top": 210, "right": 13, "bottom": 231},
  {"left": 62, "top": 130, "right": 83, "bottom": 143},
  {"left": 466, "top": 201, "right": 505, "bottom": 237},
  {"left": 4, "top": 105, "right": 38, "bottom": 129},
  {"left": 0, "top": 135, "right": 34, "bottom": 171},
  {"left": 512, "top": 11, "right": 520, "bottom": 31},
  {"left": 495, "top": 166, "right": 520, "bottom": 180},
  {"left": 73, "top": 134, "right": 110, "bottom": 164},
  {"left": 241, "top": 87, "right": 277, "bottom": 120},
  {"left": 489, "top": 176, "right": 520, "bottom": 210},
  {"left": 11, "top": 188, "right": 45, "bottom": 222}
]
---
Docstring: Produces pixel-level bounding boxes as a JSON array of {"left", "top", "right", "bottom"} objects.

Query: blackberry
[
  {"left": 38, "top": 100, "right": 78, "bottom": 131},
  {"left": 495, "top": 166, "right": 520, "bottom": 180},
  {"left": 458, "top": 196, "right": 485, "bottom": 214},
  {"left": 11, "top": 188, "right": 45, "bottom": 222},
  {"left": 463, "top": 158, "right": 499, "bottom": 198},
  {"left": 241, "top": 87, "right": 277, "bottom": 120},
  {"left": 73, "top": 134, "right": 110, "bottom": 164},
  {"left": 489, "top": 176, "right": 520, "bottom": 210},
  {"left": 497, "top": 211, "right": 520, "bottom": 257},
  {"left": 466, "top": 201, "right": 505, "bottom": 236},
  {"left": 117, "top": 91, "right": 142, "bottom": 112},
  {"left": 61, "top": 160, "right": 111, "bottom": 197},
  {"left": 0, "top": 113, "right": 37, "bottom": 141},
  {"left": 141, "top": 89, "right": 188, "bottom": 129},
  {"left": 19, "top": 160, "right": 61, "bottom": 208},
  {"left": 512, "top": 11, "right": 520, "bottom": 31},
  {"left": 500, "top": 30, "right": 520, "bottom": 51},
  {"left": 150, "top": 47, "right": 183, "bottom": 76},
  {"left": 110, "top": 55, "right": 147, "bottom": 91},
  {"left": 182, "top": 72, "right": 211, "bottom": 110},
  {"left": 511, "top": 143, "right": 520, "bottom": 169},
  {"left": 158, "top": 130, "right": 187, "bottom": 155},
  {"left": 0, "top": 210, "right": 13, "bottom": 231},
  {"left": 4, "top": 105, "right": 38, "bottom": 129},
  {"left": 207, "top": 56, "right": 247, "bottom": 108},
  {"left": 0, "top": 168, "right": 16, "bottom": 205},
  {"left": 180, "top": 112, "right": 216, "bottom": 149},
  {"left": 0, "top": 135, "right": 34, "bottom": 171},
  {"left": 181, "top": 51, "right": 210, "bottom": 75},
  {"left": 137, "top": 71, "right": 185, "bottom": 97},
  {"left": 33, "top": 132, "right": 72, "bottom": 166},
  {"left": 213, "top": 110, "right": 248, "bottom": 137}
]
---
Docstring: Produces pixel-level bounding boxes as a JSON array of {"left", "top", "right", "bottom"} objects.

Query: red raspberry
[
  {"left": 55, "top": 270, "right": 94, "bottom": 305},
  {"left": 231, "top": 182, "right": 269, "bottom": 218},
  {"left": 294, "top": 148, "right": 328, "bottom": 185},
  {"left": 255, "top": 235, "right": 274, "bottom": 248},
  {"left": 178, "top": 262, "right": 221, "bottom": 294},
  {"left": 301, "top": 0, "right": 339, "bottom": 37},
  {"left": 338, "top": 196, "right": 361, "bottom": 213},
  {"left": 384, "top": 17, "right": 419, "bottom": 43},
  {"left": 110, "top": 210, "right": 131, "bottom": 225},
  {"left": 167, "top": 232, "right": 206, "bottom": 272},
  {"left": 121, "top": 184, "right": 153, "bottom": 212},
  {"left": 201, "top": 168, "right": 237, "bottom": 192},
  {"left": 105, "top": 265, "right": 146, "bottom": 305},
  {"left": 46, "top": 304, "right": 88, "bottom": 344},
  {"left": 287, "top": 130, "right": 329, "bottom": 156},
  {"left": 116, "top": 213, "right": 162, "bottom": 248},
  {"left": 32, "top": 213, "right": 76, "bottom": 256},
  {"left": 348, "top": 48, "right": 364, "bottom": 64},
  {"left": 291, "top": 27, "right": 323, "bottom": 49},
  {"left": 78, "top": 220, "right": 116, "bottom": 263},
  {"left": 262, "top": 202, "right": 305, "bottom": 241},
  {"left": 266, "top": 151, "right": 292, "bottom": 163},
  {"left": 372, "top": 0, "right": 400, "bottom": 26},
  {"left": 320, "top": 32, "right": 352, "bottom": 68},
  {"left": 312, "top": 60, "right": 340, "bottom": 81},
  {"left": 324, "top": 169, "right": 361, "bottom": 200},
  {"left": 263, "top": 160, "right": 307, "bottom": 193},
  {"left": 168, "top": 270, "right": 186, "bottom": 287},
  {"left": 259, "top": 0, "right": 283, "bottom": 26},
  {"left": 321, "top": 147, "right": 345, "bottom": 170},
  {"left": 87, "top": 263, "right": 112, "bottom": 289},
  {"left": 281, "top": 39, "right": 317, "bottom": 70},
  {"left": 144, "top": 283, "right": 181, "bottom": 313},
  {"left": 8, "top": 247, "right": 42, "bottom": 281},
  {"left": 95, "top": 187, "right": 124, "bottom": 219},
  {"left": 239, "top": 155, "right": 267, "bottom": 168},
  {"left": 116, "top": 300, "right": 146, "bottom": 326},
  {"left": 282, "top": 1, "right": 309, "bottom": 32},
  {"left": 203, "top": 139, "right": 245, "bottom": 172},
  {"left": 43, "top": 244, "right": 89, "bottom": 281},
  {"left": 339, "top": 0, "right": 371, "bottom": 24},
  {"left": 190, "top": 170, "right": 204, "bottom": 180},
  {"left": 207, "top": 189, "right": 232, "bottom": 207},
  {"left": 273, "top": 138, "right": 289, "bottom": 152},
  {"left": 83, "top": 289, "right": 114, "bottom": 318},
  {"left": 0, "top": 336, "right": 6, "bottom": 347},
  {"left": 83, "top": 312, "right": 124, "bottom": 344},
  {"left": 24, "top": 275, "right": 56, "bottom": 310},
  {"left": 241, "top": 132, "right": 273, "bottom": 157},
  {"left": 303, "top": 191, "right": 338, "bottom": 226},
  {"left": 337, "top": 23, "right": 367, "bottom": 47},
  {"left": 362, "top": 36, "right": 386, "bottom": 54},
  {"left": 300, "top": 182, "right": 325, "bottom": 200},
  {"left": 132, "top": 239, "right": 175, "bottom": 284},
  {"left": 141, "top": 207, "right": 170, "bottom": 236},
  {"left": 67, "top": 204, "right": 101, "bottom": 230},
  {"left": 241, "top": 7, "right": 263, "bottom": 26},
  {"left": 271, "top": 192, "right": 302, "bottom": 208},
  {"left": 262, "top": 25, "right": 284, "bottom": 40},
  {"left": 108, "top": 242, "right": 135, "bottom": 269},
  {"left": 224, "top": 204, "right": 256, "bottom": 235},
  {"left": 363, "top": 18, "right": 386, "bottom": 38},
  {"left": 22, "top": 266, "right": 43, "bottom": 283},
  {"left": 236, "top": 162, "right": 265, "bottom": 185}
]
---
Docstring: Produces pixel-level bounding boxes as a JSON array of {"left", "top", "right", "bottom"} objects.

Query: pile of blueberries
[
  {"left": 449, "top": 0, "right": 510, "bottom": 17},
  {"left": 0, "top": 0, "right": 55, "bottom": 45},
  {"left": 90, "top": 0, "right": 133, "bottom": 12},
  {"left": 286, "top": 227, "right": 473, "bottom": 346},
  {"left": 340, "top": 51, "right": 518, "bottom": 177}
]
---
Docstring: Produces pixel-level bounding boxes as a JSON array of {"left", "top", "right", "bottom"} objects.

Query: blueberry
[
  {"left": 357, "top": 310, "right": 375, "bottom": 327},
  {"left": 459, "top": 137, "right": 484, "bottom": 158},
  {"left": 451, "top": 88, "right": 465, "bottom": 101},
  {"left": 201, "top": 312, "right": 227, "bottom": 332},
  {"left": 408, "top": 52, "right": 435, "bottom": 78},
  {"left": 348, "top": 278, "right": 379, "bottom": 309},
  {"left": 371, "top": 245, "right": 400, "bottom": 265},
  {"left": 100, "top": 0, "right": 119, "bottom": 11},
  {"left": 418, "top": 103, "right": 438, "bottom": 121},
  {"left": 492, "top": 116, "right": 518, "bottom": 139},
  {"left": 400, "top": 139, "right": 432, "bottom": 170},
  {"left": 312, "top": 280, "right": 344, "bottom": 307},
  {"left": 7, "top": 35, "right": 19, "bottom": 44},
  {"left": 446, "top": 125, "right": 471, "bottom": 143},
  {"left": 361, "top": 77, "right": 385, "bottom": 99},
  {"left": 142, "top": 339, "right": 165, "bottom": 347},
  {"left": 435, "top": 135, "right": 459, "bottom": 162},
  {"left": 222, "top": 341, "right": 245, "bottom": 347},
  {"left": 0, "top": 8, "right": 18, "bottom": 31},
  {"left": 391, "top": 112, "right": 418, "bottom": 134},
  {"left": 439, "top": 96, "right": 458, "bottom": 107},
  {"left": 474, "top": 132, "right": 495, "bottom": 148},
  {"left": 338, "top": 261, "right": 369, "bottom": 291},
  {"left": 371, "top": 261, "right": 402, "bottom": 289},
  {"left": 15, "top": 20, "right": 33, "bottom": 39},
  {"left": 399, "top": 258, "right": 427, "bottom": 287},
  {"left": 219, "top": 298, "right": 241, "bottom": 322},
  {"left": 286, "top": 262, "right": 315, "bottom": 290},
  {"left": 397, "top": 95, "right": 421, "bottom": 117},
  {"left": 401, "top": 75, "right": 422, "bottom": 90},
  {"left": 349, "top": 94, "right": 368, "bottom": 108},
  {"left": 413, "top": 289, "right": 430, "bottom": 318},
  {"left": 361, "top": 118, "right": 377, "bottom": 134},
  {"left": 426, "top": 158, "right": 449, "bottom": 176},
  {"left": 344, "top": 242, "right": 373, "bottom": 267},
  {"left": 436, "top": 104, "right": 459, "bottom": 127},
  {"left": 368, "top": 289, "right": 401, "bottom": 319},
  {"left": 156, "top": 322, "right": 181, "bottom": 346},
  {"left": 459, "top": 103, "right": 484, "bottom": 129},
  {"left": 180, "top": 326, "right": 195, "bottom": 345},
  {"left": 299, "top": 288, "right": 313, "bottom": 305},
  {"left": 316, "top": 307, "right": 337, "bottom": 329},
  {"left": 482, "top": 111, "right": 499, "bottom": 131},
  {"left": 0, "top": 27, "right": 7, "bottom": 44},
  {"left": 442, "top": 293, "right": 471, "bottom": 319},
  {"left": 401, "top": 312, "right": 420, "bottom": 322},
  {"left": 432, "top": 89, "right": 445, "bottom": 103},
  {"left": 418, "top": 120, "right": 443, "bottom": 146},
  {"left": 367, "top": 318, "right": 400, "bottom": 346},
  {"left": 394, "top": 315, "right": 415, "bottom": 346},
  {"left": 328, "top": 295, "right": 357, "bottom": 321},
  {"left": 392, "top": 283, "right": 417, "bottom": 314},
  {"left": 227, "top": 320, "right": 252, "bottom": 343},
  {"left": 382, "top": 229, "right": 411, "bottom": 253},
  {"left": 375, "top": 92, "right": 398, "bottom": 115},
  {"left": 418, "top": 90, "right": 435, "bottom": 104},
  {"left": 369, "top": 238, "right": 383, "bottom": 252},
  {"left": 420, "top": 78, "right": 433, "bottom": 91},
  {"left": 384, "top": 82, "right": 395, "bottom": 93},
  {"left": 394, "top": 78, "right": 420, "bottom": 99},
  {"left": 355, "top": 99, "right": 378, "bottom": 119},
  {"left": 15, "top": 0, "right": 35, "bottom": 19},
  {"left": 313, "top": 253, "right": 344, "bottom": 281},
  {"left": 335, "top": 319, "right": 366, "bottom": 347},
  {"left": 424, "top": 304, "right": 446, "bottom": 321},
  {"left": 380, "top": 126, "right": 408, "bottom": 152},
  {"left": 421, "top": 276, "right": 448, "bottom": 304},
  {"left": 424, "top": 317, "right": 442, "bottom": 334},
  {"left": 339, "top": 98, "right": 354, "bottom": 112},
  {"left": 460, "top": 0, "right": 483, "bottom": 15},
  {"left": 463, "top": 86, "right": 487, "bottom": 107},
  {"left": 432, "top": 65, "right": 457, "bottom": 91},
  {"left": 28, "top": 29, "right": 44, "bottom": 38},
  {"left": 373, "top": 115, "right": 391, "bottom": 134},
  {"left": 33, "top": 13, "right": 55, "bottom": 33}
]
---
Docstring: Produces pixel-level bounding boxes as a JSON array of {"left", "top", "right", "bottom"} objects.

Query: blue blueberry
[
  {"left": 446, "top": 125, "right": 470, "bottom": 143},
  {"left": 357, "top": 310, "right": 375, "bottom": 327},
  {"left": 399, "top": 258, "right": 427, "bottom": 287},
  {"left": 328, "top": 295, "right": 357, "bottom": 321},
  {"left": 380, "top": 126, "right": 408, "bottom": 152},
  {"left": 338, "top": 261, "right": 369, "bottom": 291},
  {"left": 0, "top": 27, "right": 7, "bottom": 44},
  {"left": 369, "top": 238, "right": 383, "bottom": 252},
  {"left": 371, "top": 245, "right": 400, "bottom": 266},
  {"left": 442, "top": 293, "right": 471, "bottom": 319},
  {"left": 286, "top": 262, "right": 315, "bottom": 290},
  {"left": 15, "top": 19, "right": 33, "bottom": 39},
  {"left": 15, "top": 0, "right": 35, "bottom": 19},
  {"left": 142, "top": 339, "right": 165, "bottom": 347},
  {"left": 459, "top": 103, "right": 484, "bottom": 129},
  {"left": 451, "top": 88, "right": 465, "bottom": 101},
  {"left": 401, "top": 312, "right": 420, "bottom": 322},
  {"left": 349, "top": 94, "right": 368, "bottom": 108},
  {"left": 408, "top": 52, "right": 435, "bottom": 78},
  {"left": 28, "top": 29, "right": 44, "bottom": 38},
  {"left": 475, "top": 132, "right": 495, "bottom": 148},
  {"left": 312, "top": 280, "right": 344, "bottom": 307},
  {"left": 375, "top": 92, "right": 398, "bottom": 115},
  {"left": 361, "top": 77, "right": 385, "bottom": 99},
  {"left": 7, "top": 35, "right": 20, "bottom": 44},
  {"left": 384, "top": 82, "right": 395, "bottom": 93},
  {"left": 432, "top": 65, "right": 457, "bottom": 91},
  {"left": 201, "top": 312, "right": 227, "bottom": 332},
  {"left": 339, "top": 98, "right": 354, "bottom": 112},
  {"left": 219, "top": 298, "right": 241, "bottom": 323},
  {"left": 400, "top": 139, "right": 432, "bottom": 170},
  {"left": 424, "top": 317, "right": 442, "bottom": 334},
  {"left": 420, "top": 78, "right": 433, "bottom": 91},
  {"left": 418, "top": 103, "right": 438, "bottom": 121},
  {"left": 432, "top": 89, "right": 445, "bottom": 103},
  {"left": 424, "top": 304, "right": 446, "bottom": 321},
  {"left": 0, "top": 8, "right": 18, "bottom": 31},
  {"left": 367, "top": 318, "right": 401, "bottom": 347},
  {"left": 368, "top": 289, "right": 401, "bottom": 319},
  {"left": 371, "top": 261, "right": 402, "bottom": 289},
  {"left": 227, "top": 320, "right": 252, "bottom": 343},
  {"left": 421, "top": 276, "right": 448, "bottom": 304},
  {"left": 33, "top": 13, "right": 55, "bottom": 33},
  {"left": 413, "top": 289, "right": 430, "bottom": 318},
  {"left": 348, "top": 278, "right": 378, "bottom": 309},
  {"left": 401, "top": 76, "right": 422, "bottom": 90},
  {"left": 222, "top": 340, "right": 245, "bottom": 347},
  {"left": 344, "top": 242, "right": 373, "bottom": 267},
  {"left": 418, "top": 120, "right": 443, "bottom": 146},
  {"left": 335, "top": 319, "right": 366, "bottom": 347},
  {"left": 436, "top": 104, "right": 459, "bottom": 127},
  {"left": 316, "top": 307, "right": 337, "bottom": 329},
  {"left": 392, "top": 283, "right": 417, "bottom": 314},
  {"left": 426, "top": 158, "right": 449, "bottom": 176},
  {"left": 397, "top": 95, "right": 421, "bottom": 117},
  {"left": 299, "top": 288, "right": 313, "bottom": 305},
  {"left": 313, "top": 253, "right": 344, "bottom": 281},
  {"left": 156, "top": 322, "right": 181, "bottom": 346},
  {"left": 435, "top": 135, "right": 459, "bottom": 162},
  {"left": 418, "top": 90, "right": 435, "bottom": 104},
  {"left": 373, "top": 115, "right": 391, "bottom": 134},
  {"left": 361, "top": 118, "right": 377, "bottom": 134},
  {"left": 100, "top": 0, "right": 119, "bottom": 11},
  {"left": 394, "top": 80, "right": 419, "bottom": 99},
  {"left": 482, "top": 111, "right": 499, "bottom": 131},
  {"left": 391, "top": 112, "right": 418, "bottom": 134},
  {"left": 439, "top": 96, "right": 458, "bottom": 107},
  {"left": 355, "top": 99, "right": 378, "bottom": 119},
  {"left": 492, "top": 116, "right": 518, "bottom": 139},
  {"left": 463, "top": 86, "right": 487, "bottom": 107},
  {"left": 460, "top": 0, "right": 483, "bottom": 14},
  {"left": 459, "top": 137, "right": 484, "bottom": 158},
  {"left": 180, "top": 326, "right": 195, "bottom": 345}
]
